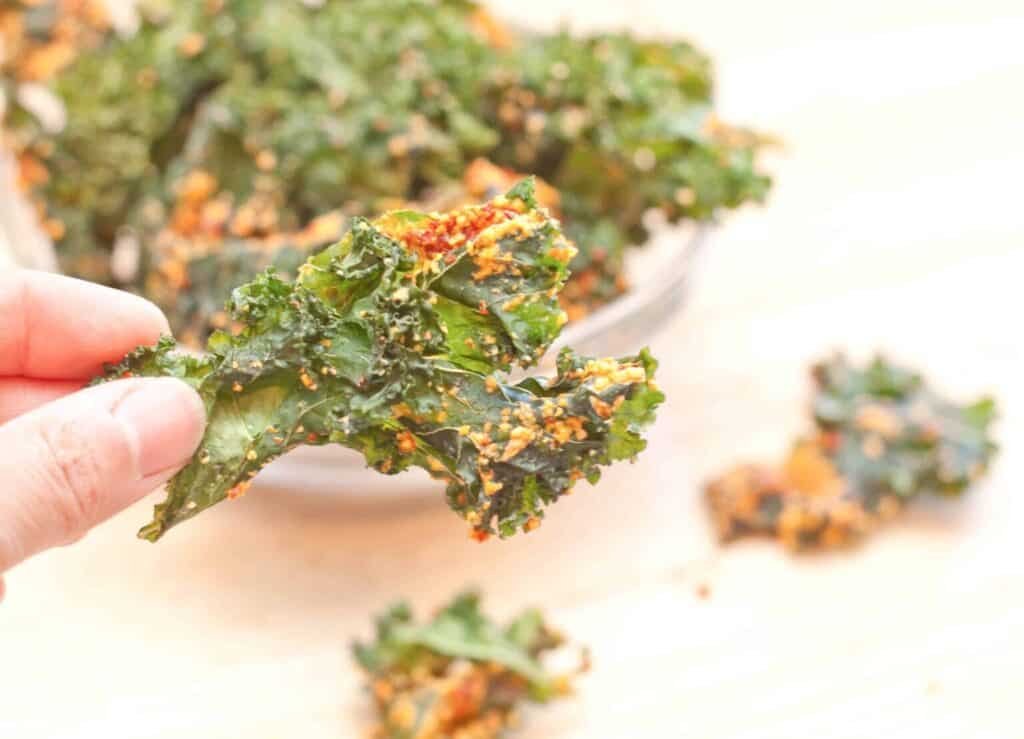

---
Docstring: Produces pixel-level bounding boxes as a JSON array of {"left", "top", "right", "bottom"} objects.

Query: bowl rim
[{"left": 547, "top": 223, "right": 706, "bottom": 359}]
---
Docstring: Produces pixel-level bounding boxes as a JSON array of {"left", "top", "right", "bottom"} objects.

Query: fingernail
[{"left": 113, "top": 378, "right": 206, "bottom": 478}]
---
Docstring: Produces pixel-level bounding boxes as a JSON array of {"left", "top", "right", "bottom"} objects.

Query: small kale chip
[
  {"left": 353, "top": 591, "right": 585, "bottom": 739},
  {"left": 100, "top": 181, "right": 664, "bottom": 541},
  {"left": 706, "top": 354, "right": 998, "bottom": 550}
]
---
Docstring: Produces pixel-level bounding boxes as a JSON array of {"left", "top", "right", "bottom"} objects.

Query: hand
[{"left": 0, "top": 270, "right": 205, "bottom": 594}]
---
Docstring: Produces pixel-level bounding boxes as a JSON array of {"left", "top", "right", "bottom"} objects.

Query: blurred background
[{"left": 1, "top": 1, "right": 1022, "bottom": 737}]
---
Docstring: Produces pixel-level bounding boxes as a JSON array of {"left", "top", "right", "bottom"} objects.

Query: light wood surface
[{"left": 2, "top": 2, "right": 1023, "bottom": 737}]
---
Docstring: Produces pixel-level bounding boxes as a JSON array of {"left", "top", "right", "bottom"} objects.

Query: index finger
[{"left": 0, "top": 270, "right": 170, "bottom": 379}]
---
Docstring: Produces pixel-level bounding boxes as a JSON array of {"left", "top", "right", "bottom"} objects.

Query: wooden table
[{"left": 2, "top": 1, "right": 1022, "bottom": 736}]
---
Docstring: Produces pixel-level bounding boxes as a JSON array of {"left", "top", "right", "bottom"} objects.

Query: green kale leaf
[
  {"left": 100, "top": 182, "right": 664, "bottom": 541},
  {"left": 810, "top": 353, "right": 999, "bottom": 503},
  {"left": 18, "top": 0, "right": 770, "bottom": 326},
  {"left": 705, "top": 354, "right": 999, "bottom": 551},
  {"left": 353, "top": 591, "right": 583, "bottom": 738}
]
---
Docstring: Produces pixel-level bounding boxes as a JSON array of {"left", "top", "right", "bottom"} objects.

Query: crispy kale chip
[
  {"left": 353, "top": 591, "right": 585, "bottom": 739},
  {"left": 483, "top": 31, "right": 771, "bottom": 315},
  {"left": 16, "top": 0, "right": 501, "bottom": 284},
  {"left": 810, "top": 355, "right": 998, "bottom": 500},
  {"left": 706, "top": 355, "right": 998, "bottom": 550},
  {"left": 16, "top": 0, "right": 770, "bottom": 325},
  {"left": 100, "top": 182, "right": 664, "bottom": 541}
]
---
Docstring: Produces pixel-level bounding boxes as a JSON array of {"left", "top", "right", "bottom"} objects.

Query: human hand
[{"left": 0, "top": 270, "right": 205, "bottom": 595}]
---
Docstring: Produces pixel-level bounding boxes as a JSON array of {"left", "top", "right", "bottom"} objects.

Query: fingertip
[
  {"left": 110, "top": 377, "right": 206, "bottom": 478},
  {"left": 94, "top": 293, "right": 173, "bottom": 368},
  {"left": 0, "top": 270, "right": 174, "bottom": 378},
  {"left": 0, "top": 377, "right": 208, "bottom": 571},
  {"left": 94, "top": 284, "right": 172, "bottom": 347},
  {"left": 133, "top": 290, "right": 173, "bottom": 340}
]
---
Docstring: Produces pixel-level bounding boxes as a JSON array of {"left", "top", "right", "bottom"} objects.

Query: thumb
[{"left": 0, "top": 378, "right": 205, "bottom": 572}]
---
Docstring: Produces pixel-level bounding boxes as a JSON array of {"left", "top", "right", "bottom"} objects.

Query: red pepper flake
[{"left": 396, "top": 203, "right": 519, "bottom": 258}]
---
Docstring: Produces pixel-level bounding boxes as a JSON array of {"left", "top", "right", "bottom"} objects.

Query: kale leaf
[
  {"left": 353, "top": 591, "right": 584, "bottom": 738},
  {"left": 705, "top": 355, "right": 998, "bottom": 550},
  {"left": 101, "top": 181, "right": 664, "bottom": 541}
]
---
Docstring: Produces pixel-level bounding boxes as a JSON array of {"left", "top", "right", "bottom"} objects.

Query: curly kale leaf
[
  {"left": 706, "top": 355, "right": 999, "bottom": 551},
  {"left": 24, "top": 0, "right": 499, "bottom": 284},
  {"left": 100, "top": 181, "right": 664, "bottom": 541},
  {"left": 353, "top": 591, "right": 557, "bottom": 694},
  {"left": 482, "top": 31, "right": 771, "bottom": 310},
  {"left": 24, "top": 0, "right": 769, "bottom": 322},
  {"left": 810, "top": 354, "right": 999, "bottom": 503},
  {"left": 353, "top": 591, "right": 581, "bottom": 738}
]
